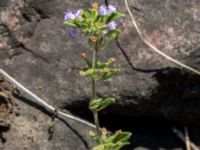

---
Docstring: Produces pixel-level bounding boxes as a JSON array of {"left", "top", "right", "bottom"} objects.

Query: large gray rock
[
  {"left": 0, "top": 0, "right": 200, "bottom": 125},
  {"left": 0, "top": 75, "right": 94, "bottom": 150}
]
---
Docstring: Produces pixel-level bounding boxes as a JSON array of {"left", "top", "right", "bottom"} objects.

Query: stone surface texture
[
  {"left": 0, "top": 75, "right": 94, "bottom": 150},
  {"left": 0, "top": 0, "right": 200, "bottom": 122},
  {"left": 0, "top": 0, "right": 200, "bottom": 149}
]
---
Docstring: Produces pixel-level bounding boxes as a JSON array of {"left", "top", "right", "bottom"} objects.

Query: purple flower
[
  {"left": 64, "top": 10, "right": 75, "bottom": 21},
  {"left": 74, "top": 9, "right": 82, "bottom": 18},
  {"left": 99, "top": 5, "right": 108, "bottom": 16},
  {"left": 108, "top": 21, "right": 117, "bottom": 30},
  {"left": 99, "top": 5, "right": 117, "bottom": 16},
  {"left": 107, "top": 5, "right": 116, "bottom": 14},
  {"left": 69, "top": 28, "right": 79, "bottom": 39}
]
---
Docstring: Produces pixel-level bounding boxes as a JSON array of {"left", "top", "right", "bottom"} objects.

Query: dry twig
[
  {"left": 0, "top": 69, "right": 96, "bottom": 128},
  {"left": 172, "top": 127, "right": 199, "bottom": 150},
  {"left": 185, "top": 126, "right": 191, "bottom": 150},
  {"left": 124, "top": 0, "right": 200, "bottom": 76}
]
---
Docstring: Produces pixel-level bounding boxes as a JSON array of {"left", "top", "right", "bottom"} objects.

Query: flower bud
[
  {"left": 116, "top": 129, "right": 122, "bottom": 134},
  {"left": 103, "top": 67, "right": 110, "bottom": 73},
  {"left": 90, "top": 36, "right": 97, "bottom": 42},
  {"left": 88, "top": 131, "right": 95, "bottom": 137},
  {"left": 101, "top": 128, "right": 107, "bottom": 134},
  {"left": 117, "top": 141, "right": 123, "bottom": 146},
  {"left": 91, "top": 3, "right": 98, "bottom": 9},
  {"left": 80, "top": 52, "right": 87, "bottom": 59},
  {"left": 110, "top": 57, "right": 116, "bottom": 63},
  {"left": 79, "top": 71, "right": 86, "bottom": 76}
]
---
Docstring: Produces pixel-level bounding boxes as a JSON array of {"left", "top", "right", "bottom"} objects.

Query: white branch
[
  {"left": 173, "top": 127, "right": 200, "bottom": 150},
  {"left": 0, "top": 69, "right": 96, "bottom": 128},
  {"left": 124, "top": 0, "right": 200, "bottom": 76},
  {"left": 185, "top": 126, "right": 191, "bottom": 150}
]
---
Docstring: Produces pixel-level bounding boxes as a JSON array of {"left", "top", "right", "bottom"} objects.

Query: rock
[
  {"left": 0, "top": 0, "right": 200, "bottom": 126},
  {"left": 0, "top": 75, "right": 94, "bottom": 150}
]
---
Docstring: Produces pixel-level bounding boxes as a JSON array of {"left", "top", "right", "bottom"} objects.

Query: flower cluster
[
  {"left": 64, "top": 9, "right": 82, "bottom": 21},
  {"left": 99, "top": 5, "right": 116, "bottom": 16},
  {"left": 64, "top": 4, "right": 120, "bottom": 39},
  {"left": 63, "top": 3, "right": 131, "bottom": 150}
]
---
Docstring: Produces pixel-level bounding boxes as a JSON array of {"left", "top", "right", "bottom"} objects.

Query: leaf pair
[
  {"left": 64, "top": 8, "right": 124, "bottom": 38},
  {"left": 80, "top": 68, "right": 119, "bottom": 81},
  {"left": 89, "top": 98, "right": 115, "bottom": 112},
  {"left": 80, "top": 59, "right": 119, "bottom": 81},
  {"left": 92, "top": 130, "right": 132, "bottom": 150}
]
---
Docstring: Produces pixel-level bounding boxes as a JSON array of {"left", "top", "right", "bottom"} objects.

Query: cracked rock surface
[
  {"left": 0, "top": 0, "right": 200, "bottom": 149},
  {"left": 0, "top": 75, "right": 93, "bottom": 150},
  {"left": 0, "top": 0, "right": 200, "bottom": 127}
]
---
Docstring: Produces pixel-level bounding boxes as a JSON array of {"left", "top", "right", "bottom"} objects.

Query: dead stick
[
  {"left": 185, "top": 126, "right": 191, "bottom": 150},
  {"left": 172, "top": 127, "right": 199, "bottom": 150},
  {"left": 124, "top": 0, "right": 200, "bottom": 76},
  {"left": 0, "top": 69, "right": 96, "bottom": 128}
]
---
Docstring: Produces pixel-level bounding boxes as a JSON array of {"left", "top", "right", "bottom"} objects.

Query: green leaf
[
  {"left": 89, "top": 98, "right": 115, "bottom": 111},
  {"left": 106, "top": 132, "right": 132, "bottom": 143},
  {"left": 93, "top": 141, "right": 130, "bottom": 150},
  {"left": 109, "top": 30, "right": 120, "bottom": 41},
  {"left": 74, "top": 20, "right": 83, "bottom": 28},
  {"left": 113, "top": 132, "right": 132, "bottom": 143},
  {"left": 93, "top": 142, "right": 116, "bottom": 150},
  {"left": 80, "top": 68, "right": 100, "bottom": 76},
  {"left": 86, "top": 59, "right": 92, "bottom": 68},
  {"left": 89, "top": 98, "right": 103, "bottom": 111},
  {"left": 115, "top": 141, "right": 131, "bottom": 150},
  {"left": 92, "top": 130, "right": 132, "bottom": 150},
  {"left": 80, "top": 67, "right": 119, "bottom": 79},
  {"left": 81, "top": 22, "right": 89, "bottom": 28},
  {"left": 104, "top": 142, "right": 116, "bottom": 149},
  {"left": 82, "top": 9, "right": 91, "bottom": 19},
  {"left": 92, "top": 144, "right": 105, "bottom": 150},
  {"left": 98, "top": 98, "right": 115, "bottom": 111},
  {"left": 64, "top": 20, "right": 77, "bottom": 28},
  {"left": 97, "top": 61, "right": 110, "bottom": 69},
  {"left": 101, "top": 131, "right": 108, "bottom": 142},
  {"left": 106, "top": 12, "right": 125, "bottom": 23},
  {"left": 102, "top": 30, "right": 120, "bottom": 49},
  {"left": 101, "top": 15, "right": 108, "bottom": 24},
  {"left": 91, "top": 9, "right": 99, "bottom": 22},
  {"left": 98, "top": 68, "right": 119, "bottom": 81},
  {"left": 92, "top": 135, "right": 100, "bottom": 145}
]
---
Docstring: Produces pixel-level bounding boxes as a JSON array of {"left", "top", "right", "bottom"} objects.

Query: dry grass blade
[
  {"left": 0, "top": 69, "right": 96, "bottom": 129},
  {"left": 173, "top": 127, "right": 200, "bottom": 150},
  {"left": 124, "top": 0, "right": 200, "bottom": 76},
  {"left": 185, "top": 126, "right": 191, "bottom": 150}
]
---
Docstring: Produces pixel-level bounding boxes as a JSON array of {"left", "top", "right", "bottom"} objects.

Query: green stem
[
  {"left": 91, "top": 40, "right": 102, "bottom": 144},
  {"left": 92, "top": 46, "right": 97, "bottom": 99},
  {"left": 93, "top": 111, "right": 102, "bottom": 143}
]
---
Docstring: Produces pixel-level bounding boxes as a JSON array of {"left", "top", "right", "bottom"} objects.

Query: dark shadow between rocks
[
  {"left": 63, "top": 66, "right": 200, "bottom": 150},
  {"left": 63, "top": 105, "right": 186, "bottom": 150},
  {"left": 151, "top": 67, "right": 200, "bottom": 124},
  {"left": 0, "top": 125, "right": 9, "bottom": 144}
]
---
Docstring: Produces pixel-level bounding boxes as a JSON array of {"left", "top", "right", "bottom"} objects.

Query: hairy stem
[
  {"left": 93, "top": 111, "right": 102, "bottom": 143},
  {"left": 91, "top": 40, "right": 102, "bottom": 144},
  {"left": 92, "top": 46, "right": 97, "bottom": 99}
]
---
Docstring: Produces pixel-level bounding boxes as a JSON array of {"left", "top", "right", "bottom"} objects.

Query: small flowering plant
[{"left": 64, "top": 2, "right": 132, "bottom": 150}]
